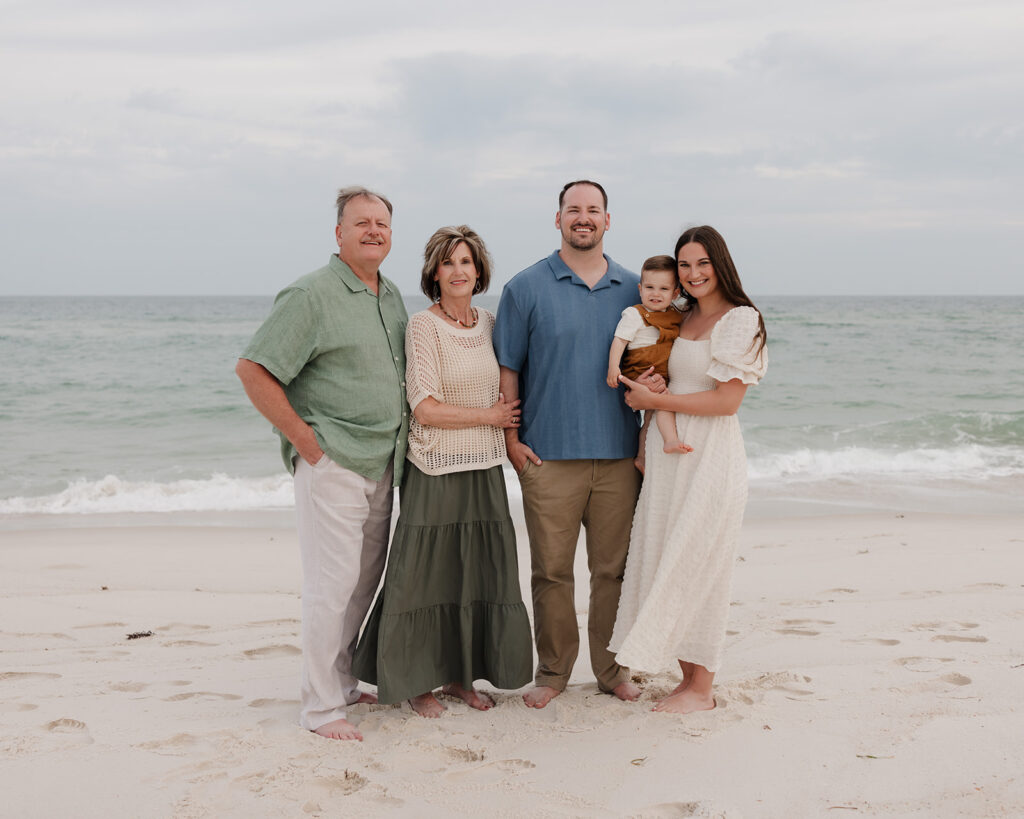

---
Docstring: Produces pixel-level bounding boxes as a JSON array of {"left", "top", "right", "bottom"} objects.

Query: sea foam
[{"left": 0, "top": 473, "right": 294, "bottom": 515}]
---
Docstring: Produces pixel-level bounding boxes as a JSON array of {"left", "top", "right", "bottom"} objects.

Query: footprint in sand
[
  {"left": 894, "top": 656, "right": 954, "bottom": 673},
  {"left": 775, "top": 628, "right": 820, "bottom": 636},
  {"left": 941, "top": 673, "right": 972, "bottom": 686},
  {"left": 163, "top": 691, "right": 243, "bottom": 702},
  {"left": 164, "top": 640, "right": 216, "bottom": 647},
  {"left": 44, "top": 718, "right": 93, "bottom": 744},
  {"left": 447, "top": 758, "right": 535, "bottom": 783},
  {"left": 846, "top": 638, "right": 901, "bottom": 646},
  {"left": 443, "top": 745, "right": 485, "bottom": 762},
  {"left": 243, "top": 644, "right": 301, "bottom": 659},
  {"left": 248, "top": 698, "right": 299, "bottom": 709},
  {"left": 0, "top": 672, "right": 61, "bottom": 682},
  {"left": 0, "top": 702, "right": 38, "bottom": 712},
  {"left": 933, "top": 634, "right": 988, "bottom": 643},
  {"left": 109, "top": 681, "right": 148, "bottom": 692}
]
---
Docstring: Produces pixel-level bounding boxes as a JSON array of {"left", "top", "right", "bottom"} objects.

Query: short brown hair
[
  {"left": 420, "top": 225, "right": 493, "bottom": 301},
  {"left": 335, "top": 186, "right": 393, "bottom": 224},
  {"left": 558, "top": 179, "right": 608, "bottom": 210},
  {"left": 640, "top": 254, "right": 677, "bottom": 283}
]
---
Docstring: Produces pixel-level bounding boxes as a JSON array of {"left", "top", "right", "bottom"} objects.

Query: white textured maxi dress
[{"left": 608, "top": 306, "right": 767, "bottom": 673}]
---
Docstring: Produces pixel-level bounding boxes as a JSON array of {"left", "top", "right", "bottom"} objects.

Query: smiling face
[
  {"left": 434, "top": 241, "right": 478, "bottom": 301},
  {"left": 334, "top": 194, "right": 392, "bottom": 273},
  {"left": 638, "top": 268, "right": 680, "bottom": 312},
  {"left": 676, "top": 242, "right": 718, "bottom": 299},
  {"left": 556, "top": 183, "right": 609, "bottom": 251}
]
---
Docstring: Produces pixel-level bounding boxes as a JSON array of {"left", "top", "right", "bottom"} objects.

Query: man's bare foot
[
  {"left": 409, "top": 692, "right": 446, "bottom": 718},
  {"left": 611, "top": 680, "right": 641, "bottom": 701},
  {"left": 353, "top": 691, "right": 378, "bottom": 705},
  {"left": 662, "top": 439, "right": 694, "bottom": 454},
  {"left": 523, "top": 685, "right": 560, "bottom": 708},
  {"left": 652, "top": 689, "right": 716, "bottom": 714},
  {"left": 312, "top": 717, "right": 363, "bottom": 741},
  {"left": 442, "top": 683, "right": 494, "bottom": 711}
]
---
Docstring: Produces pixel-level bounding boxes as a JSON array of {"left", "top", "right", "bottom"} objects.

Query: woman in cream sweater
[{"left": 353, "top": 225, "right": 533, "bottom": 717}]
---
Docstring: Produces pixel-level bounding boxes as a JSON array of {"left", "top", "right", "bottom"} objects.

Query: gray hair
[{"left": 335, "top": 186, "right": 393, "bottom": 223}]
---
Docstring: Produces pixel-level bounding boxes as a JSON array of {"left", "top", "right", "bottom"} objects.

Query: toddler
[{"left": 607, "top": 255, "right": 691, "bottom": 460}]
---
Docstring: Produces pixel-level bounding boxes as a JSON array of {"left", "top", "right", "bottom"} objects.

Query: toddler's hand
[{"left": 606, "top": 366, "right": 621, "bottom": 389}]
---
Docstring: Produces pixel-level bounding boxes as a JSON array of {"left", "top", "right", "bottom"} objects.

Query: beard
[{"left": 563, "top": 223, "right": 603, "bottom": 250}]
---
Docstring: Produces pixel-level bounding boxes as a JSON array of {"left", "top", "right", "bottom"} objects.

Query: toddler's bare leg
[{"left": 657, "top": 410, "right": 692, "bottom": 454}]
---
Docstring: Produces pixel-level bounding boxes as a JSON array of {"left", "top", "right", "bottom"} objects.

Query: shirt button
[{"left": 394, "top": 356, "right": 399, "bottom": 361}]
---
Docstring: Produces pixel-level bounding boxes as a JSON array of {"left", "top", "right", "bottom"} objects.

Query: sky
[{"left": 1, "top": 0, "right": 1022, "bottom": 297}]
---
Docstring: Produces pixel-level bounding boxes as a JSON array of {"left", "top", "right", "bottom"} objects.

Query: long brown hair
[{"left": 674, "top": 225, "right": 766, "bottom": 355}]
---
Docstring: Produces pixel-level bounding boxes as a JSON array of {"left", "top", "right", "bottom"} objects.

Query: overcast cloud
[{"left": 1, "top": 0, "right": 1021, "bottom": 296}]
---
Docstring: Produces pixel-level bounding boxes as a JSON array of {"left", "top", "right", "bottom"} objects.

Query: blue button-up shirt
[{"left": 493, "top": 251, "right": 641, "bottom": 461}]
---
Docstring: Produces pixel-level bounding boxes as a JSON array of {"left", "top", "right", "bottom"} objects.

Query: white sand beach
[{"left": 2, "top": 507, "right": 1022, "bottom": 818}]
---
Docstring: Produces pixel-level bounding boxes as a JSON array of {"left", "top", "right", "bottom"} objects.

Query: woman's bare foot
[
  {"left": 652, "top": 688, "right": 716, "bottom": 714},
  {"left": 442, "top": 683, "right": 494, "bottom": 711},
  {"left": 409, "top": 692, "right": 446, "bottom": 718},
  {"left": 523, "top": 685, "right": 560, "bottom": 708},
  {"left": 669, "top": 660, "right": 696, "bottom": 695},
  {"left": 611, "top": 680, "right": 641, "bottom": 701},
  {"left": 662, "top": 439, "right": 694, "bottom": 454},
  {"left": 353, "top": 691, "right": 378, "bottom": 705},
  {"left": 312, "top": 718, "right": 363, "bottom": 741}
]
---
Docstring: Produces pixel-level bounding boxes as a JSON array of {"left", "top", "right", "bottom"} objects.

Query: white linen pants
[{"left": 293, "top": 454, "right": 393, "bottom": 731}]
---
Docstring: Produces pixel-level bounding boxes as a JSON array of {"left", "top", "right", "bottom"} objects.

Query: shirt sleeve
[
  {"left": 405, "top": 313, "right": 445, "bottom": 412},
  {"left": 707, "top": 306, "right": 768, "bottom": 385},
  {"left": 240, "top": 287, "right": 319, "bottom": 385},
  {"left": 493, "top": 286, "right": 527, "bottom": 371},
  {"left": 613, "top": 306, "right": 644, "bottom": 342}
]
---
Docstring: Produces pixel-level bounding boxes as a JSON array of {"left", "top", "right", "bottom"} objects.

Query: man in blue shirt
[{"left": 494, "top": 180, "right": 657, "bottom": 708}]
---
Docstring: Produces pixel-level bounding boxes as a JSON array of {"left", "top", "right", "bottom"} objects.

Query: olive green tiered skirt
[{"left": 352, "top": 463, "right": 533, "bottom": 704}]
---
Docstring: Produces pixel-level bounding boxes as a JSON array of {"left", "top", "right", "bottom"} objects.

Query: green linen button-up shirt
[{"left": 242, "top": 255, "right": 409, "bottom": 485}]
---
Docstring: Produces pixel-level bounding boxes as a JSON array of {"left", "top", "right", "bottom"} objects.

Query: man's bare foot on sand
[
  {"left": 662, "top": 439, "right": 694, "bottom": 455},
  {"left": 313, "top": 718, "right": 363, "bottom": 741},
  {"left": 409, "top": 692, "right": 446, "bottom": 718},
  {"left": 612, "top": 680, "right": 642, "bottom": 701},
  {"left": 653, "top": 688, "right": 716, "bottom": 714},
  {"left": 523, "top": 685, "right": 560, "bottom": 708},
  {"left": 353, "top": 691, "right": 378, "bottom": 705},
  {"left": 441, "top": 683, "right": 494, "bottom": 711}
]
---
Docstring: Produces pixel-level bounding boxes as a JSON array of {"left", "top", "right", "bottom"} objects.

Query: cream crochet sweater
[{"left": 405, "top": 308, "right": 507, "bottom": 476}]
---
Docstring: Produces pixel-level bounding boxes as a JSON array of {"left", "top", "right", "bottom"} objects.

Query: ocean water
[{"left": 1, "top": 294, "right": 1021, "bottom": 519}]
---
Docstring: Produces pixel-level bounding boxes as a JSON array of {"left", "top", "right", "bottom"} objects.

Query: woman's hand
[
  {"left": 618, "top": 373, "right": 660, "bottom": 411},
  {"left": 488, "top": 393, "right": 522, "bottom": 429}
]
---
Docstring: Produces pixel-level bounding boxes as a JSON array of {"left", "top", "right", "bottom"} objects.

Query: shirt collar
[
  {"left": 546, "top": 250, "right": 623, "bottom": 287},
  {"left": 330, "top": 254, "right": 391, "bottom": 294}
]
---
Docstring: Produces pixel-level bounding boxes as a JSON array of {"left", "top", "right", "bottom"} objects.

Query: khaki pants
[
  {"left": 517, "top": 458, "right": 641, "bottom": 692},
  {"left": 293, "top": 455, "right": 393, "bottom": 731}
]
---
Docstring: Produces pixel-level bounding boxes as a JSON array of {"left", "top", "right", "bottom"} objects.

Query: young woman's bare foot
[
  {"left": 652, "top": 688, "right": 716, "bottom": 714},
  {"left": 353, "top": 691, "right": 378, "bottom": 705},
  {"left": 523, "top": 685, "right": 560, "bottom": 708},
  {"left": 662, "top": 439, "right": 694, "bottom": 454},
  {"left": 667, "top": 660, "right": 697, "bottom": 695},
  {"left": 441, "top": 683, "right": 494, "bottom": 711},
  {"left": 312, "top": 718, "right": 363, "bottom": 741},
  {"left": 408, "top": 692, "right": 446, "bottom": 718},
  {"left": 611, "top": 680, "right": 641, "bottom": 701}
]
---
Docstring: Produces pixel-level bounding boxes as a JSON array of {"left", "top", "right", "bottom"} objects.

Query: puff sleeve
[
  {"left": 613, "top": 306, "right": 645, "bottom": 342},
  {"left": 707, "top": 306, "right": 767, "bottom": 385}
]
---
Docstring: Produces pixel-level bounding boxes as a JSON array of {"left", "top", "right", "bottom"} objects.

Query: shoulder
[
  {"left": 713, "top": 305, "right": 760, "bottom": 336},
  {"left": 620, "top": 304, "right": 642, "bottom": 318},
  {"left": 409, "top": 309, "right": 439, "bottom": 332}
]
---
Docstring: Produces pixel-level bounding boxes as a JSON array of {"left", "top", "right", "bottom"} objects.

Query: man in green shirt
[{"left": 236, "top": 186, "right": 408, "bottom": 741}]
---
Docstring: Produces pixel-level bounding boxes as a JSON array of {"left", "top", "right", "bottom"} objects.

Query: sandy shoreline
[{"left": 2, "top": 509, "right": 1022, "bottom": 818}]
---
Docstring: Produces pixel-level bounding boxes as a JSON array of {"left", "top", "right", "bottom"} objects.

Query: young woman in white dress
[{"left": 609, "top": 225, "right": 767, "bottom": 714}]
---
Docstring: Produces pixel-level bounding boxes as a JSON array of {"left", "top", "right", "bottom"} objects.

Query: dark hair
[
  {"left": 420, "top": 225, "right": 493, "bottom": 301},
  {"left": 558, "top": 180, "right": 608, "bottom": 210},
  {"left": 674, "top": 225, "right": 766, "bottom": 355},
  {"left": 640, "top": 254, "right": 677, "bottom": 283},
  {"left": 336, "top": 186, "right": 393, "bottom": 224}
]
